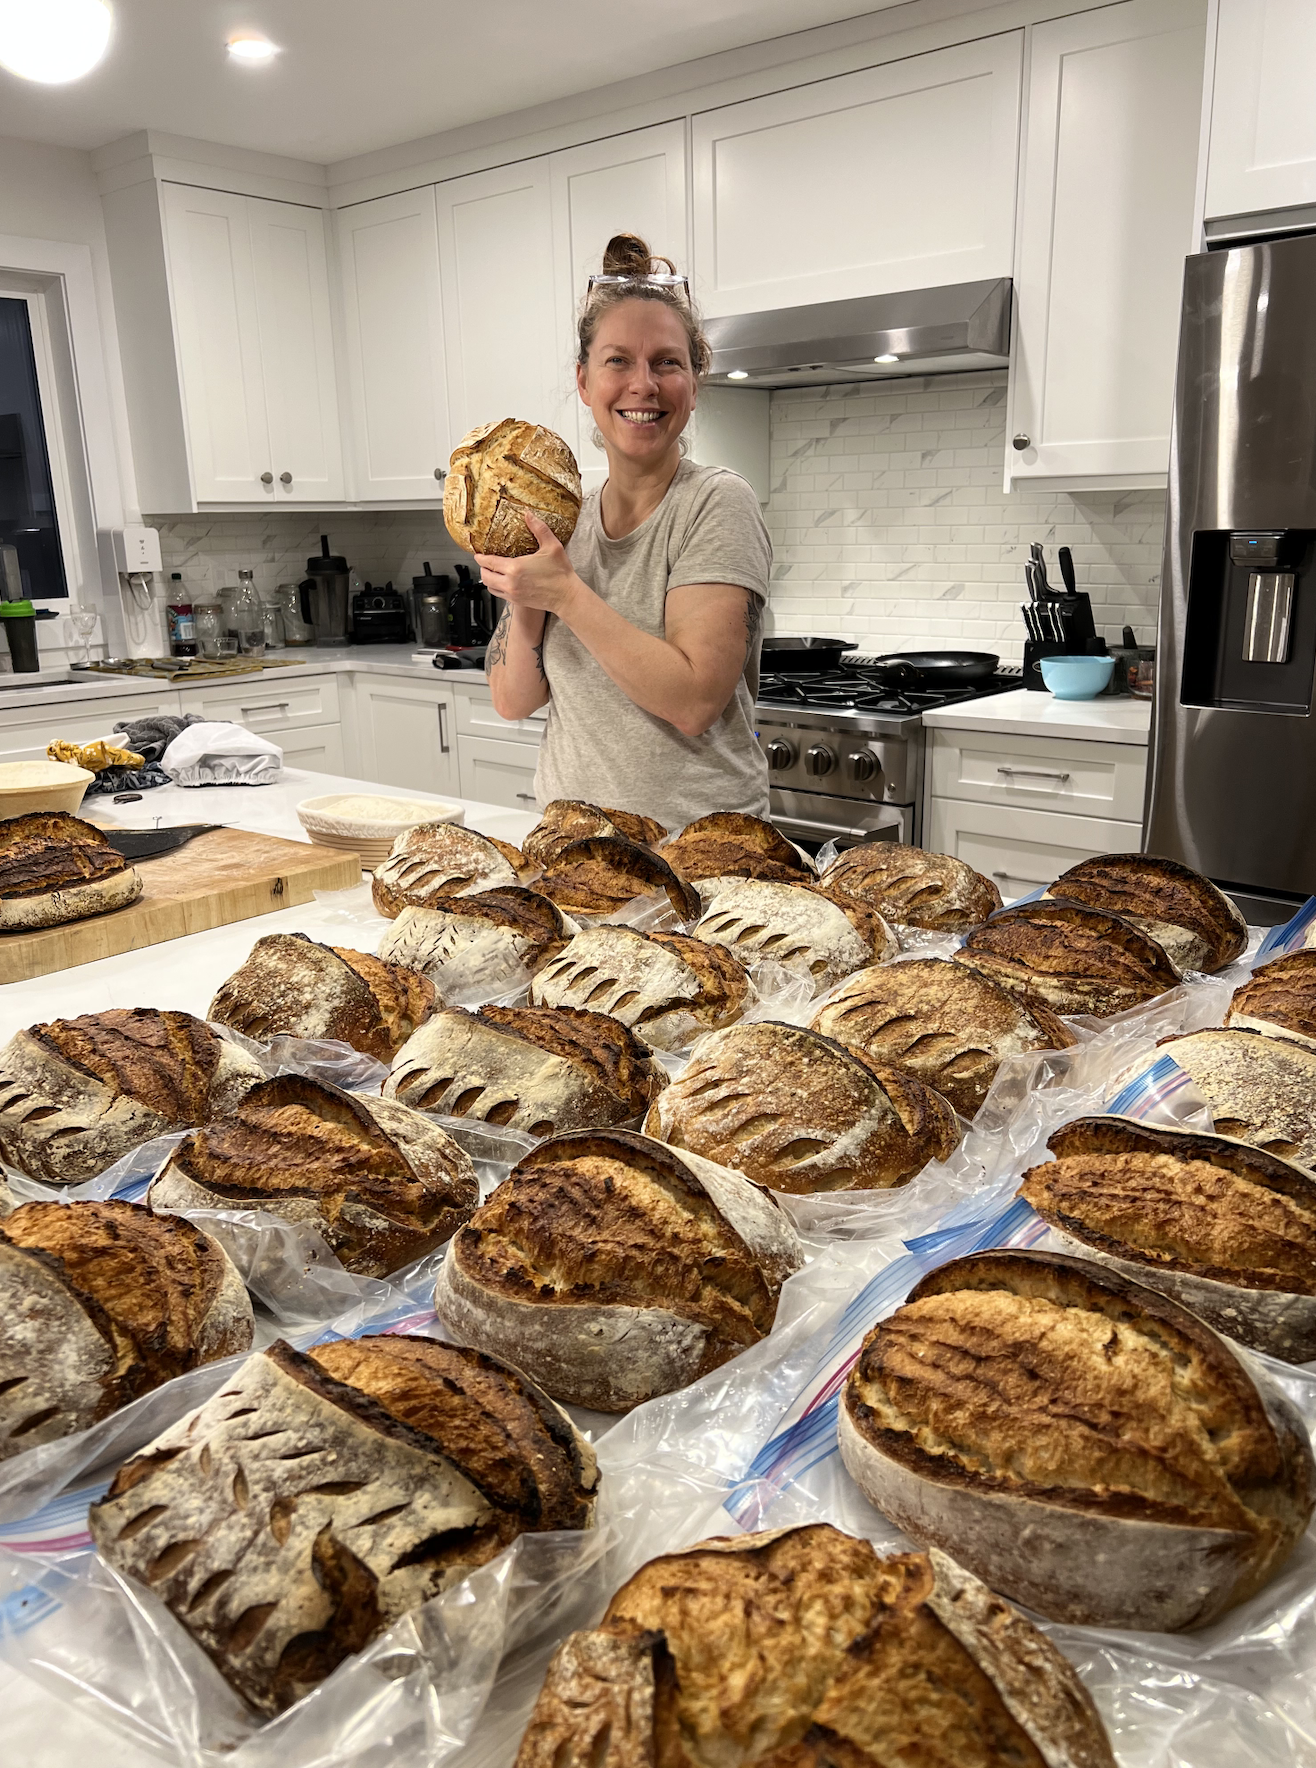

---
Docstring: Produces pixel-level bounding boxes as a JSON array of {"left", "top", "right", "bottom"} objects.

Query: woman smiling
[{"left": 479, "top": 233, "right": 771, "bottom": 834}]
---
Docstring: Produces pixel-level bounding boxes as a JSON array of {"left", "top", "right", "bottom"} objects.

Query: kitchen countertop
[{"left": 920, "top": 687, "right": 1153, "bottom": 744}]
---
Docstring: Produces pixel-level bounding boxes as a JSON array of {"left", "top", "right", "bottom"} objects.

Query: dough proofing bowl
[
  {"left": 296, "top": 793, "right": 465, "bottom": 867},
  {"left": 0, "top": 758, "right": 96, "bottom": 818}
]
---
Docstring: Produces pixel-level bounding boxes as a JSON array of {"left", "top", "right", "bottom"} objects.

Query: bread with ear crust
[
  {"left": 378, "top": 888, "right": 570, "bottom": 984},
  {"left": 0, "top": 809, "right": 142, "bottom": 930},
  {"left": 522, "top": 800, "right": 665, "bottom": 867},
  {"left": 660, "top": 811, "right": 815, "bottom": 890},
  {"left": 535, "top": 835, "right": 701, "bottom": 920},
  {"left": 820, "top": 841, "right": 1001, "bottom": 932},
  {"left": 1227, "top": 949, "right": 1316, "bottom": 1049},
  {"left": 0, "top": 1197, "right": 252, "bottom": 1460},
  {"left": 530, "top": 924, "right": 749, "bottom": 1050},
  {"left": 956, "top": 899, "right": 1181, "bottom": 1017},
  {"left": 692, "top": 878, "right": 896, "bottom": 991},
  {"left": 209, "top": 932, "right": 435, "bottom": 1059},
  {"left": 1044, "top": 852, "right": 1247, "bottom": 973},
  {"left": 515, "top": 1525, "right": 1116, "bottom": 1768},
  {"left": 444, "top": 418, "right": 582, "bottom": 556},
  {"left": 370, "top": 822, "right": 528, "bottom": 918}
]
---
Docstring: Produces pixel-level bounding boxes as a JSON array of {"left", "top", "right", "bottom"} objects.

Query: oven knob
[
  {"left": 805, "top": 743, "right": 836, "bottom": 777},
  {"left": 765, "top": 739, "right": 795, "bottom": 771},
  {"left": 847, "top": 750, "right": 879, "bottom": 783}
]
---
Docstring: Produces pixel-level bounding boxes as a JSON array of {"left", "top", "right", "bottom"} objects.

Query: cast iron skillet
[
  {"left": 760, "top": 636, "right": 857, "bottom": 675},
  {"left": 865, "top": 650, "right": 999, "bottom": 687}
]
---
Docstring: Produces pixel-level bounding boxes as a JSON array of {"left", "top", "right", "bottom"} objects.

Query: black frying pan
[
  {"left": 760, "top": 636, "right": 857, "bottom": 675},
  {"left": 865, "top": 650, "right": 999, "bottom": 687}
]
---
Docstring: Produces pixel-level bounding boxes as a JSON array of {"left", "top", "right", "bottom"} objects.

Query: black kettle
[{"left": 449, "top": 562, "right": 495, "bottom": 646}]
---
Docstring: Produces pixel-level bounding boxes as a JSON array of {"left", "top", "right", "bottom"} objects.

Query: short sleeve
[{"left": 665, "top": 469, "right": 771, "bottom": 602}]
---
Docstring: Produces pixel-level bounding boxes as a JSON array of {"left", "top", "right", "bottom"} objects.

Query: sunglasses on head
[{"left": 587, "top": 272, "right": 691, "bottom": 302}]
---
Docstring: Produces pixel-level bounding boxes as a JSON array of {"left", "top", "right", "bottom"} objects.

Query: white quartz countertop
[{"left": 920, "top": 686, "right": 1153, "bottom": 744}]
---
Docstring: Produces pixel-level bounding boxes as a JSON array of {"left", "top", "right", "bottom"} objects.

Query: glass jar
[
  {"left": 262, "top": 602, "right": 285, "bottom": 649},
  {"left": 229, "top": 568, "right": 266, "bottom": 656},
  {"left": 278, "top": 582, "right": 313, "bottom": 646},
  {"left": 193, "top": 602, "right": 223, "bottom": 660}
]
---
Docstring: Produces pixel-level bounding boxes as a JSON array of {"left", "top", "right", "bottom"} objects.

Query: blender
[{"left": 298, "top": 535, "right": 351, "bottom": 646}]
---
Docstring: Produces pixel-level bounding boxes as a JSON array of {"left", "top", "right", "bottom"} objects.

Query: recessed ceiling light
[
  {"left": 227, "top": 34, "right": 278, "bottom": 62},
  {"left": 727, "top": 370, "right": 749, "bottom": 381},
  {"left": 0, "top": 0, "right": 112, "bottom": 83},
  {"left": 874, "top": 353, "right": 899, "bottom": 364}
]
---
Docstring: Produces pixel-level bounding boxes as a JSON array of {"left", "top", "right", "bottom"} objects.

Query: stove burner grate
[{"left": 756, "top": 667, "right": 1002, "bottom": 713}]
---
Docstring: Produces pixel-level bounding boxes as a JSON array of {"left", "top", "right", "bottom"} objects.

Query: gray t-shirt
[{"left": 534, "top": 459, "right": 771, "bottom": 834}]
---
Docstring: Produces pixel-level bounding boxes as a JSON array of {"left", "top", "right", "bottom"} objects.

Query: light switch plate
[{"left": 111, "top": 524, "right": 162, "bottom": 573}]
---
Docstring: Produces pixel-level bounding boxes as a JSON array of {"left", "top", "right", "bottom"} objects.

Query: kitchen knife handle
[{"left": 1058, "top": 545, "right": 1077, "bottom": 595}]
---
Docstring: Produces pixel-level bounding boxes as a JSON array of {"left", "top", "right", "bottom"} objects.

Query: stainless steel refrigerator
[{"left": 1146, "top": 231, "right": 1316, "bottom": 920}]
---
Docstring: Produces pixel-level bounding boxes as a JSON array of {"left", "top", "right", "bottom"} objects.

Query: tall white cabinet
[
  {"left": 1204, "top": 0, "right": 1316, "bottom": 226},
  {"left": 1005, "top": 0, "right": 1206, "bottom": 490}
]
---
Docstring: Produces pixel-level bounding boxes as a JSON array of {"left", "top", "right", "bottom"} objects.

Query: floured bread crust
[
  {"left": 0, "top": 1198, "right": 252, "bottom": 1460},
  {"left": 0, "top": 809, "right": 142, "bottom": 931},
  {"left": 692, "top": 878, "right": 896, "bottom": 991},
  {"left": 515, "top": 1524, "right": 1116, "bottom": 1768},
  {"left": 371, "top": 822, "right": 526, "bottom": 917},
  {"left": 523, "top": 801, "right": 665, "bottom": 868},
  {"left": 209, "top": 931, "right": 435, "bottom": 1059},
  {"left": 385, "top": 1003, "right": 666, "bottom": 1135},
  {"left": 90, "top": 1334, "right": 597, "bottom": 1715},
  {"left": 0, "top": 1008, "right": 267, "bottom": 1186},
  {"left": 840, "top": 1248, "right": 1315, "bottom": 1631},
  {"left": 1151, "top": 1027, "right": 1316, "bottom": 1169},
  {"left": 535, "top": 835, "right": 701, "bottom": 920},
  {"left": 378, "top": 888, "right": 570, "bottom": 984},
  {"left": 660, "top": 811, "right": 815, "bottom": 891},
  {"left": 1227, "top": 950, "right": 1316, "bottom": 1050},
  {"left": 1045, "top": 853, "right": 1247, "bottom": 973},
  {"left": 811, "top": 957, "right": 1074, "bottom": 1116},
  {"left": 645, "top": 1020, "right": 960, "bottom": 1192},
  {"left": 433, "top": 1129, "right": 803, "bottom": 1411},
  {"left": 956, "top": 900, "right": 1180, "bottom": 1018},
  {"left": 820, "top": 841, "right": 1001, "bottom": 932},
  {"left": 531, "top": 924, "right": 749, "bottom": 1050},
  {"left": 443, "top": 418, "right": 582, "bottom": 556}
]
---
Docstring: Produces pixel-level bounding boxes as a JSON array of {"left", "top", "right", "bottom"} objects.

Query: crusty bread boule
[
  {"left": 0, "top": 809, "right": 142, "bottom": 931},
  {"left": 820, "top": 840, "right": 1001, "bottom": 932},
  {"left": 377, "top": 887, "right": 570, "bottom": 985},
  {"left": 535, "top": 834, "right": 700, "bottom": 920},
  {"left": 530, "top": 924, "right": 749, "bottom": 1050},
  {"left": 956, "top": 899, "right": 1181, "bottom": 1017},
  {"left": 522, "top": 800, "right": 665, "bottom": 868},
  {"left": 444, "top": 418, "right": 582, "bottom": 557},
  {"left": 1148, "top": 1026, "right": 1316, "bottom": 1168},
  {"left": 659, "top": 810, "right": 815, "bottom": 891},
  {"left": 692, "top": 877, "right": 896, "bottom": 991},
  {"left": 1045, "top": 852, "right": 1247, "bottom": 973},
  {"left": 370, "top": 822, "right": 528, "bottom": 917},
  {"left": 1227, "top": 949, "right": 1316, "bottom": 1049}
]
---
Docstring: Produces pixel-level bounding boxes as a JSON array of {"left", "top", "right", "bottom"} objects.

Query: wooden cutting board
[{"left": 0, "top": 828, "right": 363, "bottom": 984}]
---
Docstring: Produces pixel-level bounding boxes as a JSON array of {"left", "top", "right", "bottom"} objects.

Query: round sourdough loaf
[
  {"left": 0, "top": 1198, "right": 252, "bottom": 1460},
  {"left": 531, "top": 924, "right": 749, "bottom": 1050},
  {"left": 811, "top": 957, "right": 1075, "bottom": 1116},
  {"left": 444, "top": 418, "right": 582, "bottom": 556},
  {"left": 522, "top": 800, "right": 665, "bottom": 868},
  {"left": 659, "top": 810, "right": 816, "bottom": 892},
  {"left": 1045, "top": 852, "right": 1247, "bottom": 973},
  {"left": 0, "top": 809, "right": 142, "bottom": 931},
  {"left": 209, "top": 931, "right": 435, "bottom": 1059},
  {"left": 514, "top": 1524, "right": 1116, "bottom": 1768},
  {"left": 1227, "top": 949, "right": 1316, "bottom": 1049},
  {"left": 378, "top": 888, "right": 571, "bottom": 989},
  {"left": 534, "top": 834, "right": 701, "bottom": 919},
  {"left": 956, "top": 899, "right": 1181, "bottom": 1017},
  {"left": 150, "top": 1074, "right": 477, "bottom": 1278},
  {"left": 839, "top": 1248, "right": 1315, "bottom": 1631},
  {"left": 90, "top": 1334, "right": 598, "bottom": 1717},
  {"left": 820, "top": 841, "right": 1001, "bottom": 932},
  {"left": 1020, "top": 1115, "right": 1316, "bottom": 1361},
  {"left": 433, "top": 1129, "right": 803, "bottom": 1411},
  {"left": 1152, "top": 1026, "right": 1316, "bottom": 1167},
  {"left": 385, "top": 1003, "right": 666, "bottom": 1135},
  {"left": 370, "top": 822, "right": 528, "bottom": 917},
  {"left": 644, "top": 1020, "right": 960, "bottom": 1192},
  {"left": 692, "top": 878, "right": 897, "bottom": 991},
  {"left": 0, "top": 1007, "right": 267, "bottom": 1186}
]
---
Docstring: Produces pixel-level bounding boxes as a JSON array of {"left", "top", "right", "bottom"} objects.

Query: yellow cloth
[{"left": 47, "top": 737, "right": 145, "bottom": 771}]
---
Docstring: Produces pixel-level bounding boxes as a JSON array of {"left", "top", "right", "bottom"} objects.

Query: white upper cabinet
[
  {"left": 436, "top": 159, "right": 563, "bottom": 447},
  {"left": 1006, "top": 0, "right": 1206, "bottom": 490},
  {"left": 1205, "top": 0, "right": 1316, "bottom": 224},
  {"left": 336, "top": 187, "right": 450, "bottom": 500},
  {"left": 549, "top": 122, "right": 688, "bottom": 480},
  {"left": 161, "top": 185, "right": 343, "bottom": 504},
  {"left": 691, "top": 36, "right": 1023, "bottom": 318}
]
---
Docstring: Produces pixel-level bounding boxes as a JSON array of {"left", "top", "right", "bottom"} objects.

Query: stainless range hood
[{"left": 703, "top": 278, "right": 1012, "bottom": 388}]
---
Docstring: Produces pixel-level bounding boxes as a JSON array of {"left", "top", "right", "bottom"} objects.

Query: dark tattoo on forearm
[
  {"left": 487, "top": 609, "right": 510, "bottom": 669},
  {"left": 744, "top": 592, "right": 763, "bottom": 658},
  {"left": 532, "top": 636, "right": 548, "bottom": 683}
]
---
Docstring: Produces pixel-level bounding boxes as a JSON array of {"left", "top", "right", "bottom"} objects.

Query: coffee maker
[
  {"left": 299, "top": 535, "right": 350, "bottom": 646},
  {"left": 449, "top": 562, "right": 495, "bottom": 647}
]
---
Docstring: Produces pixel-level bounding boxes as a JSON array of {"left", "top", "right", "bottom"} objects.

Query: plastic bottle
[{"left": 166, "top": 573, "right": 197, "bottom": 657}]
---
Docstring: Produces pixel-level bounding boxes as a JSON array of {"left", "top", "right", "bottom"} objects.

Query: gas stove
[{"left": 753, "top": 660, "right": 1018, "bottom": 850}]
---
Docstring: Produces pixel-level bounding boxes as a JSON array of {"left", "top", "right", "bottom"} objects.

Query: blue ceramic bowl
[{"left": 1040, "top": 655, "right": 1115, "bottom": 700}]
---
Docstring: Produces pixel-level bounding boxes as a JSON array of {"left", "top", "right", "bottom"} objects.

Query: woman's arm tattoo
[
  {"left": 487, "top": 609, "right": 511, "bottom": 669},
  {"left": 532, "top": 636, "right": 548, "bottom": 682}
]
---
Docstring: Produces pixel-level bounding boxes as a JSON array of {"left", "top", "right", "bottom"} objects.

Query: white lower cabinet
[
  {"left": 177, "top": 673, "right": 340, "bottom": 734},
  {"left": 0, "top": 693, "right": 182, "bottom": 763},
  {"left": 456, "top": 734, "right": 540, "bottom": 811},
  {"left": 279, "top": 722, "right": 345, "bottom": 774},
  {"left": 349, "top": 676, "right": 460, "bottom": 796},
  {"left": 927, "top": 797, "right": 1143, "bottom": 897}
]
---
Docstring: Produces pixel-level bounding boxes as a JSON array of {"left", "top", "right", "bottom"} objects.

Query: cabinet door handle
[
  {"left": 993, "top": 870, "right": 1051, "bottom": 887},
  {"left": 241, "top": 701, "right": 290, "bottom": 717},
  {"left": 995, "top": 766, "right": 1071, "bottom": 783},
  {"left": 434, "top": 467, "right": 444, "bottom": 480},
  {"left": 437, "top": 702, "right": 449, "bottom": 753},
  {"left": 1012, "top": 434, "right": 1031, "bottom": 451},
  {"left": 279, "top": 471, "right": 292, "bottom": 486},
  {"left": 516, "top": 792, "right": 537, "bottom": 802},
  {"left": 260, "top": 471, "right": 274, "bottom": 485}
]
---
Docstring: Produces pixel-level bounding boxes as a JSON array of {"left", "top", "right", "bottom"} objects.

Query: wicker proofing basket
[
  {"left": 296, "top": 793, "right": 465, "bottom": 868},
  {"left": 0, "top": 759, "right": 95, "bottom": 818}
]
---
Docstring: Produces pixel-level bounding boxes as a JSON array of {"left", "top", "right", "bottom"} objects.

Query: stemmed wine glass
[{"left": 68, "top": 604, "right": 99, "bottom": 667}]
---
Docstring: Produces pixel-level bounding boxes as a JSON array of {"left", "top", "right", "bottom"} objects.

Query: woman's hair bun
[{"left": 601, "top": 232, "right": 675, "bottom": 278}]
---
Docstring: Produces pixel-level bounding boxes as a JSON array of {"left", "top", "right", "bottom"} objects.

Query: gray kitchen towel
[{"left": 112, "top": 711, "right": 210, "bottom": 764}]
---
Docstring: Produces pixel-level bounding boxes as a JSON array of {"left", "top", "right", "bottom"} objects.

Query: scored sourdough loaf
[
  {"left": 0, "top": 1198, "right": 252, "bottom": 1460},
  {"left": 1147, "top": 1026, "right": 1316, "bottom": 1168},
  {"left": 534, "top": 834, "right": 701, "bottom": 920},
  {"left": 443, "top": 418, "right": 582, "bottom": 556},
  {"left": 149, "top": 1074, "right": 477, "bottom": 1278},
  {"left": 208, "top": 931, "right": 435, "bottom": 1060},
  {"left": 811, "top": 957, "right": 1075, "bottom": 1117},
  {"left": 1045, "top": 852, "right": 1247, "bottom": 973},
  {"left": 956, "top": 899, "right": 1181, "bottom": 1017},
  {"left": 644, "top": 1021, "right": 960, "bottom": 1192},
  {"left": 522, "top": 800, "right": 665, "bottom": 868},
  {"left": 659, "top": 810, "right": 816, "bottom": 892},
  {"left": 0, "top": 1007, "right": 266, "bottom": 1186},
  {"left": 433, "top": 1128, "right": 803, "bottom": 1411},
  {"left": 515, "top": 1524, "right": 1116, "bottom": 1768},
  {"left": 370, "top": 822, "right": 528, "bottom": 918},
  {"left": 1227, "top": 949, "right": 1316, "bottom": 1048},
  {"left": 530, "top": 924, "right": 750, "bottom": 1050},
  {"left": 377, "top": 887, "right": 571, "bottom": 991},
  {"left": 90, "top": 1334, "right": 598, "bottom": 1716},
  {"left": 1020, "top": 1115, "right": 1316, "bottom": 1361},
  {"left": 820, "top": 840, "right": 1001, "bottom": 933},
  {"left": 839, "top": 1247, "right": 1315, "bottom": 1631},
  {"left": 0, "top": 809, "right": 142, "bottom": 931},
  {"left": 692, "top": 878, "right": 897, "bottom": 990},
  {"left": 384, "top": 1003, "right": 665, "bottom": 1135}
]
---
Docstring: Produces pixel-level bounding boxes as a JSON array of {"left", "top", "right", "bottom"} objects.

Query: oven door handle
[{"left": 771, "top": 813, "right": 900, "bottom": 844}]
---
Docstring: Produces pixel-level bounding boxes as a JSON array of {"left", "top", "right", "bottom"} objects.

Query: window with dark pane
[{"left": 0, "top": 297, "right": 68, "bottom": 600}]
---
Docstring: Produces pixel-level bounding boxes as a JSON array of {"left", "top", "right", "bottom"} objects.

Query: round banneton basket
[
  {"left": 296, "top": 792, "right": 465, "bottom": 867},
  {"left": 0, "top": 757, "right": 95, "bottom": 818}
]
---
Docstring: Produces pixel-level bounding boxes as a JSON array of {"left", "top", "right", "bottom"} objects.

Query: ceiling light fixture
[
  {"left": 726, "top": 369, "right": 749, "bottom": 380},
  {"left": 874, "top": 353, "right": 899, "bottom": 364},
  {"left": 0, "top": 0, "right": 111, "bottom": 83},
  {"left": 227, "top": 34, "right": 278, "bottom": 62}
]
